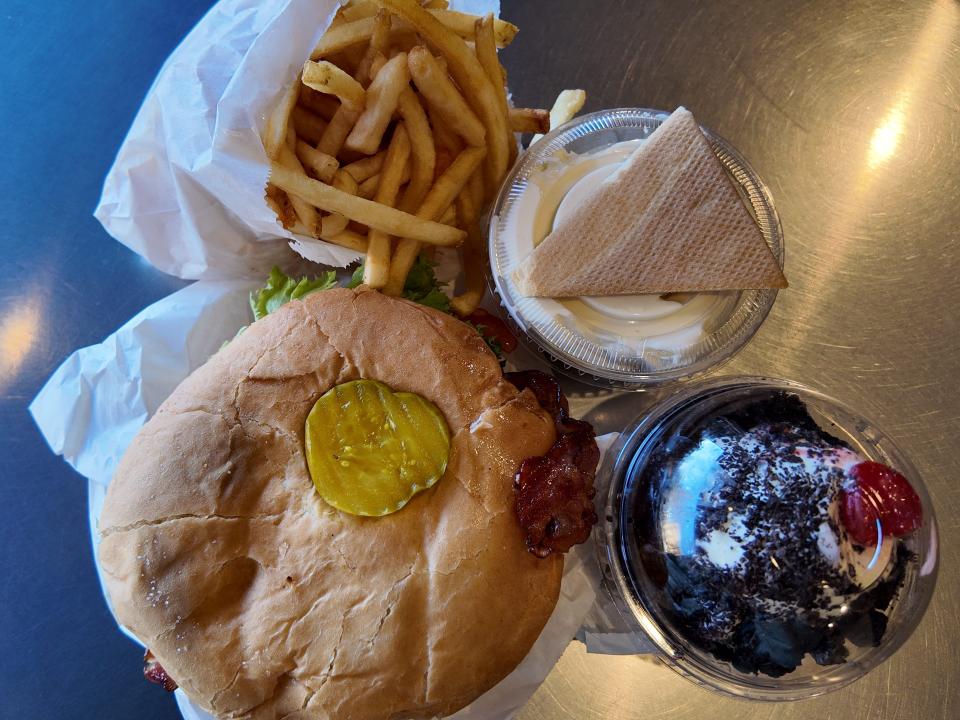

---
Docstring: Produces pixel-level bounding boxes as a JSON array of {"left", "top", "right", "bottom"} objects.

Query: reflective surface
[
  {"left": 1, "top": 1, "right": 201, "bottom": 718},
  {"left": 501, "top": 1, "right": 960, "bottom": 719},
  {"left": 2, "top": 0, "right": 957, "bottom": 718}
]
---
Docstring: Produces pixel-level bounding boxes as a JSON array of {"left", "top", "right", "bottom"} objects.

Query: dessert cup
[
  {"left": 594, "top": 376, "right": 939, "bottom": 699},
  {"left": 487, "top": 109, "right": 784, "bottom": 389}
]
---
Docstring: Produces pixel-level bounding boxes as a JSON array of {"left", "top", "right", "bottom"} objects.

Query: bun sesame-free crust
[{"left": 99, "top": 287, "right": 562, "bottom": 719}]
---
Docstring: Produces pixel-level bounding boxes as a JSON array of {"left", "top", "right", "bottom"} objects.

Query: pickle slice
[{"left": 304, "top": 380, "right": 451, "bottom": 516}]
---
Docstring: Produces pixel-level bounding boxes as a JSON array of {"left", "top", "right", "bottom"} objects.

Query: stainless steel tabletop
[
  {"left": 500, "top": 1, "right": 959, "bottom": 718},
  {"left": 3, "top": 1, "right": 956, "bottom": 718}
]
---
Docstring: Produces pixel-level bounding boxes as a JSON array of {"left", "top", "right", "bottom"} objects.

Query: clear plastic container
[
  {"left": 487, "top": 108, "right": 784, "bottom": 388},
  {"left": 595, "top": 377, "right": 939, "bottom": 700}
]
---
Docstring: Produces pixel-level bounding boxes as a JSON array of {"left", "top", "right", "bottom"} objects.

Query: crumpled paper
[
  {"left": 93, "top": 0, "right": 499, "bottom": 279},
  {"left": 30, "top": 280, "right": 600, "bottom": 719}
]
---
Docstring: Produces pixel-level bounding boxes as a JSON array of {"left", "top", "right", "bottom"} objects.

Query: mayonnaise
[{"left": 499, "top": 140, "right": 738, "bottom": 364}]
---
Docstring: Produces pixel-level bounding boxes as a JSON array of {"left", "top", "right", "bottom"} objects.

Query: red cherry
[{"left": 840, "top": 462, "right": 923, "bottom": 545}]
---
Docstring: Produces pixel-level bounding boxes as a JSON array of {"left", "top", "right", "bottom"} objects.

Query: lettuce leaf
[
  {"left": 402, "top": 257, "right": 452, "bottom": 313},
  {"left": 250, "top": 267, "right": 337, "bottom": 320},
  {"left": 251, "top": 259, "right": 504, "bottom": 361},
  {"left": 348, "top": 256, "right": 452, "bottom": 313}
]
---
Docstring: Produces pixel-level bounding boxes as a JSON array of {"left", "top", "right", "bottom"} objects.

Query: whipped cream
[{"left": 661, "top": 427, "right": 896, "bottom": 623}]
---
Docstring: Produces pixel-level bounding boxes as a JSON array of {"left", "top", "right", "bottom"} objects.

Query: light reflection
[
  {"left": 776, "top": 0, "right": 958, "bottom": 362},
  {"left": 0, "top": 301, "right": 41, "bottom": 391},
  {"left": 867, "top": 100, "right": 905, "bottom": 169},
  {"left": 866, "top": 520, "right": 884, "bottom": 569}
]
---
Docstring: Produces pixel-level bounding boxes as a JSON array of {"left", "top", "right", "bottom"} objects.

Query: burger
[{"left": 98, "top": 280, "right": 598, "bottom": 719}]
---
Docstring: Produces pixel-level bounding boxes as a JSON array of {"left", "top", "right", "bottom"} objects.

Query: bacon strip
[
  {"left": 506, "top": 371, "right": 599, "bottom": 557},
  {"left": 144, "top": 649, "right": 178, "bottom": 692}
]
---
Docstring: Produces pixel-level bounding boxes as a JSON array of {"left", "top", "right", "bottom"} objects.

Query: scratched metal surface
[{"left": 500, "top": 0, "right": 960, "bottom": 718}]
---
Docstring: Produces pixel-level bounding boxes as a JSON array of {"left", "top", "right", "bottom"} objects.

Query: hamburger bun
[{"left": 98, "top": 287, "right": 563, "bottom": 719}]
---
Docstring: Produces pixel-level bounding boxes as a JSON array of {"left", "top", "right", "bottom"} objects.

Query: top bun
[{"left": 98, "top": 287, "right": 563, "bottom": 719}]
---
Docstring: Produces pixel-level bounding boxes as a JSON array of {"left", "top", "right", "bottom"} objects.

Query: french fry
[
  {"left": 329, "top": 6, "right": 348, "bottom": 28},
  {"left": 270, "top": 163, "right": 465, "bottom": 246},
  {"left": 357, "top": 163, "right": 410, "bottom": 200},
  {"left": 422, "top": 0, "right": 448, "bottom": 9},
  {"left": 295, "top": 141, "right": 338, "bottom": 183},
  {"left": 358, "top": 173, "right": 380, "bottom": 199},
  {"left": 339, "top": 0, "right": 378, "bottom": 23},
  {"left": 321, "top": 170, "right": 360, "bottom": 237},
  {"left": 382, "top": 0, "right": 509, "bottom": 197},
  {"left": 450, "top": 219, "right": 484, "bottom": 316},
  {"left": 263, "top": 80, "right": 300, "bottom": 160},
  {"left": 285, "top": 125, "right": 297, "bottom": 154},
  {"left": 370, "top": 8, "right": 393, "bottom": 52},
  {"left": 467, "top": 164, "right": 484, "bottom": 214},
  {"left": 266, "top": 183, "right": 297, "bottom": 229},
  {"left": 291, "top": 106, "right": 329, "bottom": 145},
  {"left": 474, "top": 14, "right": 513, "bottom": 168},
  {"left": 438, "top": 203, "right": 457, "bottom": 226},
  {"left": 342, "top": 150, "right": 386, "bottom": 182},
  {"left": 418, "top": 146, "right": 485, "bottom": 220},
  {"left": 427, "top": 9, "right": 518, "bottom": 48},
  {"left": 335, "top": 169, "right": 359, "bottom": 197},
  {"left": 321, "top": 213, "right": 350, "bottom": 237},
  {"left": 313, "top": 9, "right": 515, "bottom": 59},
  {"left": 384, "top": 145, "right": 485, "bottom": 295},
  {"left": 389, "top": 31, "right": 420, "bottom": 54},
  {"left": 532, "top": 89, "right": 587, "bottom": 143},
  {"left": 434, "top": 145, "right": 458, "bottom": 180},
  {"left": 290, "top": 219, "right": 315, "bottom": 237},
  {"left": 345, "top": 52, "right": 410, "bottom": 154},
  {"left": 354, "top": 53, "right": 377, "bottom": 88},
  {"left": 449, "top": 178, "right": 485, "bottom": 315},
  {"left": 276, "top": 144, "right": 319, "bottom": 235},
  {"left": 354, "top": 10, "right": 393, "bottom": 85},
  {"left": 302, "top": 60, "right": 366, "bottom": 110},
  {"left": 298, "top": 85, "right": 340, "bottom": 120},
  {"left": 369, "top": 52, "right": 388, "bottom": 78},
  {"left": 364, "top": 125, "right": 411, "bottom": 288},
  {"left": 317, "top": 228, "right": 369, "bottom": 252},
  {"left": 407, "top": 47, "right": 485, "bottom": 148},
  {"left": 360, "top": 160, "right": 412, "bottom": 199},
  {"left": 454, "top": 183, "right": 478, "bottom": 229},
  {"left": 426, "top": 103, "right": 463, "bottom": 155},
  {"left": 509, "top": 107, "right": 550, "bottom": 134},
  {"left": 312, "top": 17, "right": 379, "bottom": 59},
  {"left": 317, "top": 104, "right": 361, "bottom": 157},
  {"left": 327, "top": 44, "right": 368, "bottom": 76},
  {"left": 396, "top": 88, "right": 435, "bottom": 213}
]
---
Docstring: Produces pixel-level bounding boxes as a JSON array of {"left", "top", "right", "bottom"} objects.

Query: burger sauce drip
[
  {"left": 505, "top": 371, "right": 599, "bottom": 557},
  {"left": 144, "top": 650, "right": 178, "bottom": 692}
]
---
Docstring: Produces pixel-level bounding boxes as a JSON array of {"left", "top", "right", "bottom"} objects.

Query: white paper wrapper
[
  {"left": 30, "top": 280, "right": 599, "bottom": 720},
  {"left": 94, "top": 0, "right": 500, "bottom": 279}
]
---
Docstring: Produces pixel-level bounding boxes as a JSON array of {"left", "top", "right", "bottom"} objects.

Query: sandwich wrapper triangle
[
  {"left": 513, "top": 106, "right": 788, "bottom": 297},
  {"left": 29, "top": 281, "right": 625, "bottom": 719}
]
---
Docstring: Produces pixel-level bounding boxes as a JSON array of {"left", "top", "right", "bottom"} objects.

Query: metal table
[{"left": 2, "top": 1, "right": 956, "bottom": 718}]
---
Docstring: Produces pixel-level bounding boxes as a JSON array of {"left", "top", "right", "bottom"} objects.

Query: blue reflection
[{"left": 663, "top": 438, "right": 723, "bottom": 555}]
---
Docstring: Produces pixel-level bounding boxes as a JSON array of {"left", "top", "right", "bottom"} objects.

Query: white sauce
[{"left": 502, "top": 141, "right": 739, "bottom": 357}]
